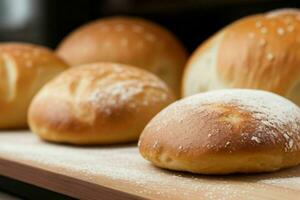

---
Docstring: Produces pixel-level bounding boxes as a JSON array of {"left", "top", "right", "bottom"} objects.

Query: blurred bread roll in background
[
  {"left": 28, "top": 63, "right": 175, "bottom": 145},
  {"left": 182, "top": 9, "right": 300, "bottom": 105},
  {"left": 0, "top": 43, "right": 68, "bottom": 128},
  {"left": 139, "top": 89, "right": 300, "bottom": 174},
  {"left": 56, "top": 16, "right": 188, "bottom": 97}
]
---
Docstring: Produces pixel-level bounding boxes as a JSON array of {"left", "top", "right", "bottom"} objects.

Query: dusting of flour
[
  {"left": 177, "top": 89, "right": 300, "bottom": 152},
  {"left": 0, "top": 132, "right": 299, "bottom": 199}
]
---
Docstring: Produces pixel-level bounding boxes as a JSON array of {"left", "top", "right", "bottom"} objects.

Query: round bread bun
[
  {"left": 56, "top": 16, "right": 188, "bottom": 97},
  {"left": 139, "top": 89, "right": 300, "bottom": 174},
  {"left": 28, "top": 62, "right": 175, "bottom": 145},
  {"left": 182, "top": 8, "right": 300, "bottom": 105},
  {"left": 0, "top": 43, "right": 68, "bottom": 128}
]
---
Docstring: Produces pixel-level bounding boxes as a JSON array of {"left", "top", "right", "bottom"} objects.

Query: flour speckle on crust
[
  {"left": 179, "top": 89, "right": 300, "bottom": 152},
  {"left": 251, "top": 136, "right": 261, "bottom": 144},
  {"left": 59, "top": 63, "right": 173, "bottom": 117}
]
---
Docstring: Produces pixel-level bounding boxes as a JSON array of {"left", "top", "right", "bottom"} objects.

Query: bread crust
[
  {"left": 182, "top": 9, "right": 300, "bottom": 105},
  {"left": 0, "top": 43, "right": 68, "bottom": 128},
  {"left": 28, "top": 63, "right": 175, "bottom": 144},
  {"left": 139, "top": 89, "right": 300, "bottom": 174},
  {"left": 56, "top": 16, "right": 188, "bottom": 97}
]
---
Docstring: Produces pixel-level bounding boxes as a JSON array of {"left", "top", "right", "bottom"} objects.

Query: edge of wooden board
[{"left": 0, "top": 158, "right": 146, "bottom": 200}]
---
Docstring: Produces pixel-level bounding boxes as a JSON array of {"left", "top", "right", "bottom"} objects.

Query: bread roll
[
  {"left": 56, "top": 16, "right": 188, "bottom": 97},
  {"left": 28, "top": 62, "right": 175, "bottom": 145},
  {"left": 182, "top": 9, "right": 300, "bottom": 105},
  {"left": 139, "top": 89, "right": 300, "bottom": 174},
  {"left": 0, "top": 43, "right": 68, "bottom": 128}
]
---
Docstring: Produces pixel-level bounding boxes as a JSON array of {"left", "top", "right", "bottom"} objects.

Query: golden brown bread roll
[
  {"left": 56, "top": 16, "right": 188, "bottom": 97},
  {"left": 182, "top": 8, "right": 300, "bottom": 105},
  {"left": 139, "top": 89, "right": 300, "bottom": 174},
  {"left": 0, "top": 43, "right": 68, "bottom": 128},
  {"left": 28, "top": 62, "right": 175, "bottom": 145}
]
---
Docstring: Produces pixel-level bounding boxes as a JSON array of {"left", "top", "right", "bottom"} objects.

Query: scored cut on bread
[
  {"left": 28, "top": 62, "right": 175, "bottom": 145},
  {"left": 0, "top": 42, "right": 68, "bottom": 128}
]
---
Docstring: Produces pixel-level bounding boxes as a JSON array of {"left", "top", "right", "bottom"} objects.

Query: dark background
[{"left": 0, "top": 0, "right": 299, "bottom": 53}]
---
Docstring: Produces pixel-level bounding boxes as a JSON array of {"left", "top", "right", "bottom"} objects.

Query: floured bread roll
[
  {"left": 182, "top": 9, "right": 300, "bottom": 105},
  {"left": 139, "top": 89, "right": 300, "bottom": 174},
  {"left": 28, "top": 62, "right": 175, "bottom": 145},
  {"left": 56, "top": 16, "right": 188, "bottom": 97},
  {"left": 0, "top": 43, "right": 68, "bottom": 128}
]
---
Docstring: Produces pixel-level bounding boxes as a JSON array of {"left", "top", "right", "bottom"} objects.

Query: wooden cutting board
[{"left": 0, "top": 131, "right": 300, "bottom": 200}]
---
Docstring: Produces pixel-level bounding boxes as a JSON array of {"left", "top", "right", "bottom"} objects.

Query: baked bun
[
  {"left": 56, "top": 16, "right": 188, "bottom": 97},
  {"left": 28, "top": 62, "right": 175, "bottom": 145},
  {"left": 139, "top": 89, "right": 300, "bottom": 174},
  {"left": 0, "top": 43, "right": 68, "bottom": 128},
  {"left": 182, "top": 8, "right": 300, "bottom": 105}
]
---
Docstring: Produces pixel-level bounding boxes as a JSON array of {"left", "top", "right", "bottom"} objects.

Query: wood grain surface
[{"left": 0, "top": 131, "right": 300, "bottom": 200}]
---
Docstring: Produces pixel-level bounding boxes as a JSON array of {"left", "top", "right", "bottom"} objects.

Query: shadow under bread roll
[
  {"left": 56, "top": 16, "right": 188, "bottom": 97},
  {"left": 139, "top": 89, "right": 300, "bottom": 174},
  {"left": 28, "top": 62, "right": 175, "bottom": 145},
  {"left": 0, "top": 43, "right": 69, "bottom": 128},
  {"left": 183, "top": 8, "right": 300, "bottom": 105}
]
